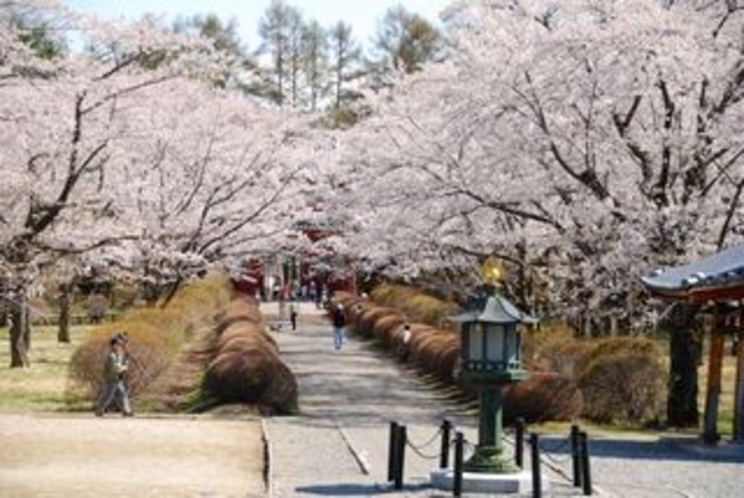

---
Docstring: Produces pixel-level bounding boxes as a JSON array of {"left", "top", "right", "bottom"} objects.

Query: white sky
[{"left": 63, "top": 0, "right": 452, "bottom": 50}]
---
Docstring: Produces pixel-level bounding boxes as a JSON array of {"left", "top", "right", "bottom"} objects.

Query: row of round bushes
[
  {"left": 530, "top": 328, "right": 667, "bottom": 423},
  {"left": 333, "top": 291, "right": 578, "bottom": 422},
  {"left": 68, "top": 274, "right": 233, "bottom": 402},
  {"left": 334, "top": 288, "right": 667, "bottom": 426},
  {"left": 203, "top": 298, "right": 298, "bottom": 414}
]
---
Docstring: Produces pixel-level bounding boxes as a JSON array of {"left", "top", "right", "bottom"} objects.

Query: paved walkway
[
  {"left": 263, "top": 302, "right": 744, "bottom": 497},
  {"left": 262, "top": 303, "right": 583, "bottom": 497}
]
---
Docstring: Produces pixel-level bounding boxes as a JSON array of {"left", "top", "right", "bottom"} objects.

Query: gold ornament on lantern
[{"left": 481, "top": 258, "right": 503, "bottom": 286}]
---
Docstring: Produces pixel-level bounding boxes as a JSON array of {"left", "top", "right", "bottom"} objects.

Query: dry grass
[
  {"left": 0, "top": 325, "right": 93, "bottom": 412},
  {"left": 698, "top": 352, "right": 738, "bottom": 436}
]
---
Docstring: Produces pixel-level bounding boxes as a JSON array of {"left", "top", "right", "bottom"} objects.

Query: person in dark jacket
[{"left": 332, "top": 304, "right": 346, "bottom": 350}]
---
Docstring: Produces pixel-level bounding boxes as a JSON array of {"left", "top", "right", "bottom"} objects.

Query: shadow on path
[{"left": 295, "top": 482, "right": 432, "bottom": 496}]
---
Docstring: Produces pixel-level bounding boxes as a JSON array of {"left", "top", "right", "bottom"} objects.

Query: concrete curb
[
  {"left": 261, "top": 418, "right": 274, "bottom": 498},
  {"left": 336, "top": 420, "right": 372, "bottom": 475}
]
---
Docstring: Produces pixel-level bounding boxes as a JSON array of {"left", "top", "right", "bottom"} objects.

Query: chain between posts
[
  {"left": 405, "top": 427, "right": 443, "bottom": 451},
  {"left": 530, "top": 436, "right": 573, "bottom": 465},
  {"left": 406, "top": 439, "right": 442, "bottom": 460}
]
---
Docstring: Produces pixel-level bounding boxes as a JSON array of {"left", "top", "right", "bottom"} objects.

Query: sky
[{"left": 62, "top": 0, "right": 453, "bottom": 50}]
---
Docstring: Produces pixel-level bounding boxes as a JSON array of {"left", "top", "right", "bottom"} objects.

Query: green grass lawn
[{"left": 0, "top": 325, "right": 94, "bottom": 412}]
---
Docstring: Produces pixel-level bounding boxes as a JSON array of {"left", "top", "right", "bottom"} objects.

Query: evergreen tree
[
  {"left": 174, "top": 13, "right": 249, "bottom": 88},
  {"left": 301, "top": 20, "right": 329, "bottom": 111},
  {"left": 2, "top": 4, "right": 66, "bottom": 70},
  {"left": 176, "top": 13, "right": 244, "bottom": 56},
  {"left": 285, "top": 7, "right": 304, "bottom": 108},
  {"left": 369, "top": 4, "right": 443, "bottom": 87},
  {"left": 258, "top": 0, "right": 301, "bottom": 106},
  {"left": 328, "top": 21, "right": 361, "bottom": 110}
]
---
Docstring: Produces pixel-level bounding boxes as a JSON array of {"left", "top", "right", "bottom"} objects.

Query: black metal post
[
  {"left": 570, "top": 424, "right": 582, "bottom": 487},
  {"left": 388, "top": 421, "right": 399, "bottom": 482},
  {"left": 530, "top": 433, "right": 542, "bottom": 498},
  {"left": 394, "top": 424, "right": 407, "bottom": 490},
  {"left": 440, "top": 419, "right": 452, "bottom": 469},
  {"left": 580, "top": 431, "right": 592, "bottom": 496},
  {"left": 515, "top": 417, "right": 525, "bottom": 468},
  {"left": 453, "top": 431, "right": 464, "bottom": 497}
]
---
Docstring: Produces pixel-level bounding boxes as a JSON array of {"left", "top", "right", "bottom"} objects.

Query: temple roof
[{"left": 640, "top": 244, "right": 744, "bottom": 302}]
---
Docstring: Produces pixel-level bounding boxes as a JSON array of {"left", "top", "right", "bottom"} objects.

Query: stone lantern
[{"left": 451, "top": 287, "right": 536, "bottom": 473}]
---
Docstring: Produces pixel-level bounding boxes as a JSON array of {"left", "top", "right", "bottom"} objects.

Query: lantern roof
[{"left": 451, "top": 294, "right": 537, "bottom": 325}]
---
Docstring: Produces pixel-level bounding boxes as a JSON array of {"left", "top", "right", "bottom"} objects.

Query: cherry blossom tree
[
  {"left": 330, "top": 1, "right": 744, "bottom": 426},
  {"left": 0, "top": 3, "right": 223, "bottom": 366},
  {"left": 111, "top": 79, "right": 325, "bottom": 303},
  {"left": 340, "top": 0, "right": 744, "bottom": 325}
]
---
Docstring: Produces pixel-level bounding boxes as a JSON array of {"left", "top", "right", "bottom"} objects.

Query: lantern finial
[{"left": 481, "top": 258, "right": 503, "bottom": 287}]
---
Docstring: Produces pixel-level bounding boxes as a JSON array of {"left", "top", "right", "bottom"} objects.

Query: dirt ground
[{"left": 0, "top": 413, "right": 265, "bottom": 498}]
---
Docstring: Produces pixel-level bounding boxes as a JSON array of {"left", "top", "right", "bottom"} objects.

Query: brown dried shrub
[
  {"left": 215, "top": 299, "right": 264, "bottom": 335},
  {"left": 522, "top": 322, "right": 583, "bottom": 371},
  {"left": 67, "top": 273, "right": 234, "bottom": 401},
  {"left": 357, "top": 307, "right": 404, "bottom": 340},
  {"left": 390, "top": 323, "right": 432, "bottom": 361},
  {"left": 204, "top": 297, "right": 297, "bottom": 414},
  {"left": 204, "top": 346, "right": 297, "bottom": 414},
  {"left": 504, "top": 371, "right": 583, "bottom": 424},
  {"left": 344, "top": 296, "right": 368, "bottom": 315},
  {"left": 539, "top": 341, "right": 594, "bottom": 377},
  {"left": 371, "top": 283, "right": 458, "bottom": 326},
  {"left": 577, "top": 338, "right": 666, "bottom": 424},
  {"left": 217, "top": 335, "right": 278, "bottom": 360},
  {"left": 408, "top": 329, "right": 460, "bottom": 380},
  {"left": 372, "top": 315, "right": 407, "bottom": 344},
  {"left": 216, "top": 322, "right": 277, "bottom": 352},
  {"left": 69, "top": 322, "right": 174, "bottom": 398},
  {"left": 576, "top": 336, "right": 663, "bottom": 377}
]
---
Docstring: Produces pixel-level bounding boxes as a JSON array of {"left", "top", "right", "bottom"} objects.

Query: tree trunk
[
  {"left": 663, "top": 303, "right": 701, "bottom": 428},
  {"left": 58, "top": 283, "right": 71, "bottom": 343},
  {"left": 23, "top": 305, "right": 31, "bottom": 351},
  {"left": 9, "top": 289, "right": 29, "bottom": 368},
  {"left": 0, "top": 278, "right": 7, "bottom": 328}
]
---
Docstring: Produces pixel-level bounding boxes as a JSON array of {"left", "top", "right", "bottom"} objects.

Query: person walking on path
[
  {"left": 332, "top": 304, "right": 346, "bottom": 350},
  {"left": 290, "top": 301, "right": 299, "bottom": 331},
  {"left": 95, "top": 334, "right": 133, "bottom": 417}
]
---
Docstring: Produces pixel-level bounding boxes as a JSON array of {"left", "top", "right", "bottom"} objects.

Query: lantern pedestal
[
  {"left": 462, "top": 379, "right": 526, "bottom": 474},
  {"left": 463, "top": 444, "right": 519, "bottom": 473},
  {"left": 431, "top": 469, "right": 548, "bottom": 494}
]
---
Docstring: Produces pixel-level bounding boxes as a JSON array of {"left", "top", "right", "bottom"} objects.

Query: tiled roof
[{"left": 640, "top": 244, "right": 744, "bottom": 298}]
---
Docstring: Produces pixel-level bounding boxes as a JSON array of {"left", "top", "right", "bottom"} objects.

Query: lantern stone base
[
  {"left": 463, "top": 445, "right": 520, "bottom": 473},
  {"left": 431, "top": 469, "right": 548, "bottom": 494}
]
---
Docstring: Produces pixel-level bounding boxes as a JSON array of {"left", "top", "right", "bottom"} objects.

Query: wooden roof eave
[{"left": 642, "top": 279, "right": 744, "bottom": 304}]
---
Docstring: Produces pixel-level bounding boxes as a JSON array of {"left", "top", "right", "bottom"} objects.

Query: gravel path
[
  {"left": 574, "top": 435, "right": 744, "bottom": 498},
  {"left": 0, "top": 413, "right": 264, "bottom": 497},
  {"left": 264, "top": 303, "right": 744, "bottom": 497}
]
